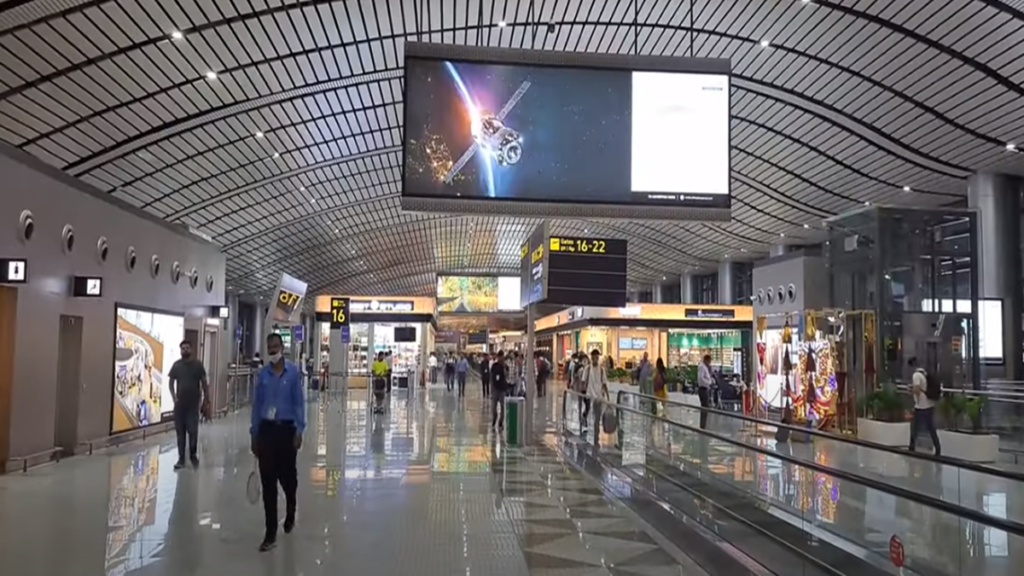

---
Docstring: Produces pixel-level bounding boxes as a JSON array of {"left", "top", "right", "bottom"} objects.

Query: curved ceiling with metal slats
[{"left": 0, "top": 0, "right": 1022, "bottom": 298}]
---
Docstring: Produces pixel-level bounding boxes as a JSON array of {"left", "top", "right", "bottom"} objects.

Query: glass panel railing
[
  {"left": 562, "top": 389, "right": 1024, "bottom": 576},
  {"left": 613, "top": 388, "right": 1024, "bottom": 531}
]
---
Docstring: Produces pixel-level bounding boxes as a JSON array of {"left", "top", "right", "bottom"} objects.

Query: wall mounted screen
[
  {"left": 112, "top": 306, "right": 184, "bottom": 433},
  {"left": 402, "top": 43, "right": 731, "bottom": 220},
  {"left": 437, "top": 275, "right": 522, "bottom": 313}
]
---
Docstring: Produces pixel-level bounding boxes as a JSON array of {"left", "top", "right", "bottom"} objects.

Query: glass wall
[{"left": 668, "top": 329, "right": 743, "bottom": 374}]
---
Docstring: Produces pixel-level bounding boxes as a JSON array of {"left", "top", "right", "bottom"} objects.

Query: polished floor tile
[{"left": 0, "top": 381, "right": 702, "bottom": 575}]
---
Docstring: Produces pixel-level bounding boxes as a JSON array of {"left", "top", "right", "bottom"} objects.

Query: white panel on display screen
[
  {"left": 497, "top": 276, "right": 521, "bottom": 311},
  {"left": 630, "top": 72, "right": 729, "bottom": 197},
  {"left": 919, "top": 299, "right": 1003, "bottom": 361},
  {"left": 113, "top": 307, "right": 185, "bottom": 433}
]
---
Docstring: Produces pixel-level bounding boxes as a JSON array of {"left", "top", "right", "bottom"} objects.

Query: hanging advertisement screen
[
  {"left": 437, "top": 275, "right": 521, "bottom": 313},
  {"left": 112, "top": 306, "right": 184, "bottom": 433}
]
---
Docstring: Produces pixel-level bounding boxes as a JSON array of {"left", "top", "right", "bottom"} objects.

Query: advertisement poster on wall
[{"left": 112, "top": 306, "right": 184, "bottom": 433}]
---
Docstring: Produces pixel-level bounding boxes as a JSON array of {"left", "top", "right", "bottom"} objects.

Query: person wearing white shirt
[
  {"left": 697, "top": 354, "right": 714, "bottom": 429},
  {"left": 908, "top": 357, "right": 941, "bottom": 455},
  {"left": 578, "top": 349, "right": 608, "bottom": 429},
  {"left": 428, "top": 353, "right": 438, "bottom": 385}
]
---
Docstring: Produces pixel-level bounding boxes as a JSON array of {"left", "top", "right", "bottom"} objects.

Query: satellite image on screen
[{"left": 404, "top": 58, "right": 632, "bottom": 202}]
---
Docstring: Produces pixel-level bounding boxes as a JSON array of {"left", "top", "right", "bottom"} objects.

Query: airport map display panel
[{"left": 403, "top": 44, "right": 730, "bottom": 212}]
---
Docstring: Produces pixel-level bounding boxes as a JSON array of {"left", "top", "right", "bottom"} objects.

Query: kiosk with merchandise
[
  {"left": 534, "top": 303, "right": 753, "bottom": 385},
  {"left": 314, "top": 296, "right": 436, "bottom": 390}
]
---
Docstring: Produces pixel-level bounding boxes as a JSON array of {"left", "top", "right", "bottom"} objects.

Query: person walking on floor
[
  {"left": 908, "top": 357, "right": 942, "bottom": 456},
  {"left": 535, "top": 351, "right": 552, "bottom": 398},
  {"left": 444, "top": 352, "right": 456, "bottom": 392},
  {"left": 697, "top": 354, "right": 714, "bottom": 430},
  {"left": 169, "top": 340, "right": 209, "bottom": 470},
  {"left": 251, "top": 333, "right": 306, "bottom": 552},
  {"left": 456, "top": 353, "right": 469, "bottom": 398},
  {"left": 428, "top": 352, "right": 438, "bottom": 385},
  {"left": 579, "top": 349, "right": 608, "bottom": 430},
  {"left": 480, "top": 353, "right": 491, "bottom": 398},
  {"left": 490, "top": 350, "right": 509, "bottom": 429}
]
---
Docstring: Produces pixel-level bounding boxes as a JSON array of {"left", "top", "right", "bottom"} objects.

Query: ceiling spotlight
[
  {"left": 803, "top": 223, "right": 810, "bottom": 229},
  {"left": 779, "top": 232, "right": 785, "bottom": 237},
  {"left": 740, "top": 248, "right": 747, "bottom": 252},
  {"left": 272, "top": 152, "right": 280, "bottom": 158},
  {"left": 760, "top": 40, "right": 770, "bottom": 48},
  {"left": 864, "top": 201, "right": 871, "bottom": 206},
  {"left": 310, "top": 198, "right": 316, "bottom": 204},
  {"left": 254, "top": 131, "right": 264, "bottom": 138},
  {"left": 498, "top": 20, "right": 507, "bottom": 27},
  {"left": 205, "top": 70, "right": 218, "bottom": 81},
  {"left": 902, "top": 185, "right": 911, "bottom": 192},
  {"left": 1007, "top": 142, "right": 1018, "bottom": 152},
  {"left": 170, "top": 30, "right": 184, "bottom": 41}
]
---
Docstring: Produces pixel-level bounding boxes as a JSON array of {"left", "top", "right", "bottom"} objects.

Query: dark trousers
[
  {"left": 430, "top": 367, "right": 438, "bottom": 384},
  {"left": 386, "top": 370, "right": 392, "bottom": 393},
  {"left": 174, "top": 407, "right": 199, "bottom": 462},
  {"left": 482, "top": 373, "right": 490, "bottom": 397},
  {"left": 457, "top": 372, "right": 467, "bottom": 396},
  {"left": 257, "top": 421, "right": 298, "bottom": 540},
  {"left": 697, "top": 387, "right": 710, "bottom": 430},
  {"left": 445, "top": 370, "right": 455, "bottom": 391},
  {"left": 491, "top": 391, "right": 507, "bottom": 428},
  {"left": 537, "top": 375, "right": 547, "bottom": 398},
  {"left": 910, "top": 407, "right": 941, "bottom": 455},
  {"left": 578, "top": 396, "right": 591, "bottom": 427}
]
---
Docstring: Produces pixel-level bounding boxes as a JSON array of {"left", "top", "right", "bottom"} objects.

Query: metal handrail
[
  {"left": 561, "top": 388, "right": 1024, "bottom": 537},
  {"left": 613, "top": 387, "right": 1024, "bottom": 483},
  {"left": 6, "top": 446, "right": 64, "bottom": 473}
]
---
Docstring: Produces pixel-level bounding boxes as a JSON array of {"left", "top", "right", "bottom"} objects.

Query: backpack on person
[{"left": 924, "top": 370, "right": 941, "bottom": 400}]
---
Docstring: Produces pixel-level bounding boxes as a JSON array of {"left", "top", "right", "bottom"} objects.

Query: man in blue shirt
[
  {"left": 455, "top": 353, "right": 469, "bottom": 398},
  {"left": 251, "top": 333, "right": 306, "bottom": 552}
]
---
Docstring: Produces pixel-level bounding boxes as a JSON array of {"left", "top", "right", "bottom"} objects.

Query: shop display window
[
  {"left": 667, "top": 330, "right": 741, "bottom": 371},
  {"left": 373, "top": 323, "right": 422, "bottom": 374},
  {"left": 349, "top": 323, "right": 370, "bottom": 375}
]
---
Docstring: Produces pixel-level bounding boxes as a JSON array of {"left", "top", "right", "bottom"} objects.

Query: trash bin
[{"left": 505, "top": 396, "right": 525, "bottom": 445}]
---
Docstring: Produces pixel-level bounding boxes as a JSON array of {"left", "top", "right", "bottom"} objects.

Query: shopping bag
[
  {"left": 246, "top": 458, "right": 261, "bottom": 505},
  {"left": 601, "top": 390, "right": 618, "bottom": 434}
]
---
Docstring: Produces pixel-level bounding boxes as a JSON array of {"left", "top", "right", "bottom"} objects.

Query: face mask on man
[{"left": 268, "top": 352, "right": 283, "bottom": 364}]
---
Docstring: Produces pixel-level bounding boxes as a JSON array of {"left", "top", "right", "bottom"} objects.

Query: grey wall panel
[{"left": 0, "top": 150, "right": 225, "bottom": 459}]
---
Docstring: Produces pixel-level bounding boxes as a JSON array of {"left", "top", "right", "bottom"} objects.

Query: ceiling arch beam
[{"left": 17, "top": 22, "right": 1001, "bottom": 179}]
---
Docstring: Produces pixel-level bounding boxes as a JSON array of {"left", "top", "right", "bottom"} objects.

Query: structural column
[
  {"left": 718, "top": 262, "right": 734, "bottom": 305},
  {"left": 680, "top": 272, "right": 694, "bottom": 304},
  {"left": 652, "top": 283, "right": 664, "bottom": 304},
  {"left": 968, "top": 172, "right": 1023, "bottom": 382}
]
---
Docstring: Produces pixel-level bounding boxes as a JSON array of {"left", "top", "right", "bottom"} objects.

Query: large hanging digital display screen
[
  {"left": 402, "top": 44, "right": 730, "bottom": 212},
  {"left": 437, "top": 275, "right": 521, "bottom": 312},
  {"left": 112, "top": 306, "right": 184, "bottom": 433}
]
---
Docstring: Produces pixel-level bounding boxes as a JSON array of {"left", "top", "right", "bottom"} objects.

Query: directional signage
[
  {"left": 293, "top": 324, "right": 304, "bottom": 342},
  {"left": 330, "top": 297, "right": 350, "bottom": 328},
  {"left": 545, "top": 236, "right": 627, "bottom": 307},
  {"left": 519, "top": 222, "right": 549, "bottom": 307}
]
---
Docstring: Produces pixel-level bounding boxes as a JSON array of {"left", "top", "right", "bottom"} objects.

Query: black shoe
[
  {"left": 190, "top": 455, "right": 199, "bottom": 467},
  {"left": 284, "top": 516, "right": 295, "bottom": 534},
  {"left": 259, "top": 538, "right": 276, "bottom": 552},
  {"left": 173, "top": 460, "right": 186, "bottom": 470}
]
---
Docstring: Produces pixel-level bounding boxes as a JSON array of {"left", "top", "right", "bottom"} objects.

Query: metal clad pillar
[
  {"left": 718, "top": 261, "right": 734, "bottom": 305},
  {"left": 652, "top": 283, "right": 664, "bottom": 303},
  {"left": 769, "top": 245, "right": 787, "bottom": 258},
  {"left": 680, "top": 272, "right": 694, "bottom": 304},
  {"left": 524, "top": 303, "right": 536, "bottom": 443},
  {"left": 968, "top": 172, "right": 1023, "bottom": 381}
]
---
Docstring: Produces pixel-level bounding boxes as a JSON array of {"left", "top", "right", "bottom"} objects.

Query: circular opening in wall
[
  {"left": 205, "top": 274, "right": 214, "bottom": 293},
  {"left": 766, "top": 288, "right": 775, "bottom": 304},
  {"left": 171, "top": 262, "right": 181, "bottom": 284},
  {"left": 18, "top": 210, "right": 35, "bottom": 243},
  {"left": 97, "top": 237, "right": 109, "bottom": 263},
  {"left": 757, "top": 289, "right": 764, "bottom": 305},
  {"left": 150, "top": 255, "right": 161, "bottom": 278},
  {"left": 62, "top": 225, "right": 75, "bottom": 254},
  {"left": 778, "top": 286, "right": 785, "bottom": 303},
  {"left": 189, "top": 268, "right": 198, "bottom": 289},
  {"left": 126, "top": 246, "right": 137, "bottom": 272},
  {"left": 787, "top": 284, "right": 796, "bottom": 302}
]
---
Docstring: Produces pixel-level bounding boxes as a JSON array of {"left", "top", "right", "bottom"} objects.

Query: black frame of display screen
[
  {"left": 110, "top": 302, "right": 185, "bottom": 435},
  {"left": 401, "top": 42, "right": 732, "bottom": 213}
]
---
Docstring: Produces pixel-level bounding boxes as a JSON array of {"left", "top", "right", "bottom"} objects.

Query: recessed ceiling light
[
  {"left": 171, "top": 30, "right": 184, "bottom": 41},
  {"left": 779, "top": 232, "right": 785, "bottom": 237},
  {"left": 760, "top": 40, "right": 770, "bottom": 48},
  {"left": 299, "top": 186, "right": 305, "bottom": 191},
  {"left": 864, "top": 201, "right": 871, "bottom": 206},
  {"left": 272, "top": 152, "right": 280, "bottom": 158},
  {"left": 740, "top": 248, "right": 747, "bottom": 252},
  {"left": 803, "top": 223, "right": 810, "bottom": 229},
  {"left": 902, "top": 185, "right": 911, "bottom": 192},
  {"left": 1007, "top": 142, "right": 1018, "bottom": 152},
  {"left": 498, "top": 20, "right": 507, "bottom": 27},
  {"left": 334, "top": 228, "right": 340, "bottom": 233},
  {"left": 310, "top": 198, "right": 316, "bottom": 204},
  {"left": 254, "top": 131, "right": 264, "bottom": 138},
  {"left": 205, "top": 70, "right": 218, "bottom": 81}
]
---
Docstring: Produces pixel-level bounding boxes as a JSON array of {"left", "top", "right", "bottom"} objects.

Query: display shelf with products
[{"left": 668, "top": 330, "right": 741, "bottom": 372}]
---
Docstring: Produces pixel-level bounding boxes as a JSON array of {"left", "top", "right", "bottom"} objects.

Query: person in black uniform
[
  {"left": 490, "top": 351, "right": 509, "bottom": 429},
  {"left": 480, "top": 353, "right": 491, "bottom": 398}
]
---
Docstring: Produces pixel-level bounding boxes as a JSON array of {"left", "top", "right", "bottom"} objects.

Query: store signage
[
  {"left": 341, "top": 325, "right": 351, "bottom": 343},
  {"left": 72, "top": 276, "right": 103, "bottom": 297},
  {"left": 271, "top": 273, "right": 307, "bottom": 322},
  {"left": 618, "top": 306, "right": 642, "bottom": 316},
  {"left": 214, "top": 306, "right": 230, "bottom": 319},
  {"left": 0, "top": 258, "right": 27, "bottom": 283},
  {"left": 235, "top": 324, "right": 243, "bottom": 342},
  {"left": 567, "top": 307, "right": 585, "bottom": 321},
  {"left": 350, "top": 299, "right": 414, "bottom": 313},
  {"left": 329, "top": 297, "right": 350, "bottom": 327},
  {"left": 293, "top": 324, "right": 304, "bottom": 342},
  {"left": 684, "top": 308, "right": 735, "bottom": 319}
]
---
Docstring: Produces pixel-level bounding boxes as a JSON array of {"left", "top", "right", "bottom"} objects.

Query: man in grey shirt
[{"left": 169, "top": 340, "right": 209, "bottom": 469}]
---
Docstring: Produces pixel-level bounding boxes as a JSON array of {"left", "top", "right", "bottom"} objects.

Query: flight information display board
[{"left": 546, "top": 236, "right": 627, "bottom": 307}]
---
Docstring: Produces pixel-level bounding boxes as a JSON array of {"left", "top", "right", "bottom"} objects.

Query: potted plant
[
  {"left": 936, "top": 393, "right": 998, "bottom": 462},
  {"left": 856, "top": 386, "right": 910, "bottom": 447}
]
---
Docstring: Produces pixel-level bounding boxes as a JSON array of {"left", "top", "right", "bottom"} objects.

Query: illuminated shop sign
[{"left": 350, "top": 299, "right": 415, "bottom": 313}]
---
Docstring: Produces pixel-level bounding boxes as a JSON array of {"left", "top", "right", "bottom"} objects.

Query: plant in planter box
[
  {"left": 861, "top": 388, "right": 905, "bottom": 423},
  {"left": 608, "top": 368, "right": 629, "bottom": 383},
  {"left": 963, "top": 395, "right": 987, "bottom": 433},
  {"left": 938, "top": 393, "right": 968, "bottom": 431}
]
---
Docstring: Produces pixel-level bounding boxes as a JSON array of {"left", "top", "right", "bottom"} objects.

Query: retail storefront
[
  {"left": 314, "top": 296, "right": 436, "bottom": 389},
  {"left": 534, "top": 304, "right": 753, "bottom": 381}
]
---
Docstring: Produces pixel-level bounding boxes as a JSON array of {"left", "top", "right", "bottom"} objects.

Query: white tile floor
[{"left": 0, "top": 382, "right": 704, "bottom": 576}]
